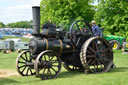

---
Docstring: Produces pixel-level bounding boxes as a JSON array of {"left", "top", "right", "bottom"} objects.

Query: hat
[{"left": 91, "top": 20, "right": 96, "bottom": 24}]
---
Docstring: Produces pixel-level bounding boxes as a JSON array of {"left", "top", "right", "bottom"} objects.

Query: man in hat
[
  {"left": 91, "top": 20, "right": 100, "bottom": 37},
  {"left": 91, "top": 21, "right": 116, "bottom": 68}
]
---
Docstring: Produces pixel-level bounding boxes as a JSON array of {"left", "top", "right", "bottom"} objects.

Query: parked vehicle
[
  {"left": 122, "top": 42, "right": 128, "bottom": 52},
  {"left": 100, "top": 28, "right": 126, "bottom": 50},
  {"left": 0, "top": 33, "right": 3, "bottom": 39},
  {"left": 15, "top": 42, "right": 28, "bottom": 50},
  {"left": 6, "top": 38, "right": 22, "bottom": 43},
  {"left": 0, "top": 38, "right": 29, "bottom": 53},
  {"left": 104, "top": 35, "right": 126, "bottom": 50},
  {"left": 0, "top": 40, "right": 14, "bottom": 53}
]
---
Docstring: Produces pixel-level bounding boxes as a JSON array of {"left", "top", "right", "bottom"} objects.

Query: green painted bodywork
[{"left": 103, "top": 35, "right": 126, "bottom": 46}]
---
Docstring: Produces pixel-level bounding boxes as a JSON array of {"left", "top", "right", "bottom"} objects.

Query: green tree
[
  {"left": 40, "top": 0, "right": 95, "bottom": 30},
  {"left": 94, "top": 0, "right": 128, "bottom": 37},
  {"left": 0, "top": 22, "right": 5, "bottom": 28},
  {"left": 7, "top": 22, "right": 16, "bottom": 28},
  {"left": 7, "top": 21, "right": 32, "bottom": 28}
]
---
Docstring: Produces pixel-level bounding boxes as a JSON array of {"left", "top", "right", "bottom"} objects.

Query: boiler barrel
[
  {"left": 29, "top": 38, "right": 74, "bottom": 54},
  {"left": 44, "top": 39, "right": 74, "bottom": 53}
]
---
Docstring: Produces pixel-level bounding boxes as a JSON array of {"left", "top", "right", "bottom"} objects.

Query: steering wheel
[{"left": 69, "top": 20, "right": 93, "bottom": 47}]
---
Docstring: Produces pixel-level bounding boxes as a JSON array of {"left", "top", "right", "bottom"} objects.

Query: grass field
[
  {"left": 0, "top": 50, "right": 128, "bottom": 85},
  {"left": 2, "top": 36, "right": 30, "bottom": 42}
]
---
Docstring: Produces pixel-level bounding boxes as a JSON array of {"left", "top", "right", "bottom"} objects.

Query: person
[
  {"left": 91, "top": 21, "right": 116, "bottom": 68},
  {"left": 91, "top": 20, "right": 100, "bottom": 37}
]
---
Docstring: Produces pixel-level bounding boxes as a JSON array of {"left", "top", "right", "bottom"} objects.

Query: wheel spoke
[
  {"left": 76, "top": 23, "right": 81, "bottom": 32},
  {"left": 19, "top": 65, "right": 26, "bottom": 69},
  {"left": 46, "top": 69, "right": 49, "bottom": 79},
  {"left": 42, "top": 68, "right": 46, "bottom": 75},
  {"left": 48, "top": 54, "right": 51, "bottom": 61},
  {"left": 93, "top": 62, "right": 97, "bottom": 71},
  {"left": 76, "top": 37, "right": 81, "bottom": 46},
  {"left": 96, "top": 62, "right": 99, "bottom": 70},
  {"left": 51, "top": 67, "right": 57, "bottom": 73},
  {"left": 44, "top": 55, "right": 46, "bottom": 61},
  {"left": 48, "top": 69, "right": 52, "bottom": 77},
  {"left": 88, "top": 46, "right": 96, "bottom": 53},
  {"left": 51, "top": 60, "right": 58, "bottom": 64},
  {"left": 94, "top": 42, "right": 98, "bottom": 51},
  {"left": 50, "top": 56, "right": 55, "bottom": 61},
  {"left": 18, "top": 61, "right": 26, "bottom": 64},
  {"left": 29, "top": 69, "right": 33, "bottom": 74},
  {"left": 97, "top": 60, "right": 104, "bottom": 70},
  {"left": 100, "top": 44, "right": 104, "bottom": 51},
  {"left": 99, "top": 59, "right": 105, "bottom": 65},
  {"left": 29, "top": 52, "right": 31, "bottom": 57},
  {"left": 92, "top": 41, "right": 95, "bottom": 49},
  {"left": 21, "top": 66, "right": 26, "bottom": 73},
  {"left": 102, "top": 58, "right": 110, "bottom": 61},
  {"left": 21, "top": 55, "right": 26, "bottom": 61},
  {"left": 26, "top": 68, "right": 29, "bottom": 75},
  {"left": 25, "top": 53, "right": 28, "bottom": 61},
  {"left": 87, "top": 50, "right": 93, "bottom": 54},
  {"left": 52, "top": 65, "right": 59, "bottom": 67},
  {"left": 90, "top": 59, "right": 96, "bottom": 65},
  {"left": 87, "top": 58, "right": 92, "bottom": 64},
  {"left": 87, "top": 54, "right": 95, "bottom": 58},
  {"left": 103, "top": 48, "right": 109, "bottom": 53}
]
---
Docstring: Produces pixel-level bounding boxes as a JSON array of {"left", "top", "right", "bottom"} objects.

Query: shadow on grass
[
  {"left": 58, "top": 70, "right": 84, "bottom": 79},
  {"left": 0, "top": 78, "right": 19, "bottom": 84},
  {"left": 58, "top": 67, "right": 128, "bottom": 78},
  {"left": 109, "top": 67, "right": 128, "bottom": 73}
]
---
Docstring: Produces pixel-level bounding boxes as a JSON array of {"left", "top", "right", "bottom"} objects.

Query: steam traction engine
[{"left": 16, "top": 6, "right": 113, "bottom": 80}]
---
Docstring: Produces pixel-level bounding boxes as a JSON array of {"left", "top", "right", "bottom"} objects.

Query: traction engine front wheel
[
  {"left": 34, "top": 50, "right": 61, "bottom": 80},
  {"left": 16, "top": 50, "right": 35, "bottom": 76}
]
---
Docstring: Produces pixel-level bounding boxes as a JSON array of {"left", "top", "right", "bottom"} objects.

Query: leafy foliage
[
  {"left": 0, "top": 22, "right": 5, "bottom": 28},
  {"left": 40, "top": 0, "right": 95, "bottom": 30},
  {"left": 7, "top": 21, "right": 32, "bottom": 28},
  {"left": 94, "top": 0, "right": 128, "bottom": 39}
]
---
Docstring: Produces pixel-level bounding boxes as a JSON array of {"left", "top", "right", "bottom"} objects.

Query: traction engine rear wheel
[
  {"left": 80, "top": 37, "right": 113, "bottom": 73},
  {"left": 34, "top": 50, "right": 61, "bottom": 80}
]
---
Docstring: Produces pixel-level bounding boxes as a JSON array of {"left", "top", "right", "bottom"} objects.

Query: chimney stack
[{"left": 32, "top": 6, "right": 40, "bottom": 35}]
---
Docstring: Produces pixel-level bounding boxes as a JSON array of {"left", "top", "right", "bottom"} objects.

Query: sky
[
  {"left": 0, "top": 0, "right": 41, "bottom": 24},
  {"left": 0, "top": 0, "right": 98, "bottom": 24}
]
